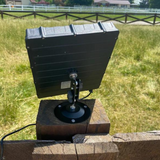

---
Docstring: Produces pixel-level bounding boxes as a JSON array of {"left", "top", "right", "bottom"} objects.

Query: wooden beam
[
  {"left": 32, "top": 143, "right": 77, "bottom": 160},
  {"left": 32, "top": 142, "right": 119, "bottom": 160},
  {"left": 0, "top": 131, "right": 160, "bottom": 160},
  {"left": 73, "top": 131, "right": 160, "bottom": 160},
  {"left": 75, "top": 143, "right": 119, "bottom": 160},
  {"left": 36, "top": 99, "right": 110, "bottom": 141}
]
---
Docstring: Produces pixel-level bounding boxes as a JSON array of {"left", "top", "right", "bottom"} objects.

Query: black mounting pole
[{"left": 54, "top": 72, "right": 91, "bottom": 124}]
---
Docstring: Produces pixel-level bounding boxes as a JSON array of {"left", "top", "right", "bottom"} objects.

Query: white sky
[{"left": 134, "top": 0, "right": 140, "bottom": 4}]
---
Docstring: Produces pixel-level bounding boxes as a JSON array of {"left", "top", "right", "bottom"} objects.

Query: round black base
[{"left": 54, "top": 101, "right": 91, "bottom": 123}]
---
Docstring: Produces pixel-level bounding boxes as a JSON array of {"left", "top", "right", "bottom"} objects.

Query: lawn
[{"left": 0, "top": 19, "right": 160, "bottom": 140}]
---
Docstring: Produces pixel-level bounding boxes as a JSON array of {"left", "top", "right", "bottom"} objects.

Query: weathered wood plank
[
  {"left": 32, "top": 143, "right": 77, "bottom": 160},
  {"left": 36, "top": 99, "right": 110, "bottom": 141},
  {"left": 73, "top": 134, "right": 112, "bottom": 143},
  {"left": 63, "top": 144, "right": 77, "bottom": 160},
  {"left": 73, "top": 131, "right": 160, "bottom": 160},
  {"left": 75, "top": 143, "right": 119, "bottom": 160},
  {"left": 113, "top": 132, "right": 160, "bottom": 160},
  {"left": 1, "top": 131, "right": 160, "bottom": 160},
  {"left": 76, "top": 143, "right": 95, "bottom": 160},
  {"left": 86, "top": 99, "right": 110, "bottom": 133}
]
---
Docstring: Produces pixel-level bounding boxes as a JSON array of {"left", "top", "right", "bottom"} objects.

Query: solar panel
[{"left": 25, "top": 22, "right": 119, "bottom": 99}]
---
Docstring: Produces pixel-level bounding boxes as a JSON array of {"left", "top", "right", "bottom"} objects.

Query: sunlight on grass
[{"left": 0, "top": 19, "right": 160, "bottom": 140}]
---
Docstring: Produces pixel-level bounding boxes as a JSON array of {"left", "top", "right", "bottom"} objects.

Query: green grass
[{"left": 0, "top": 19, "right": 160, "bottom": 140}]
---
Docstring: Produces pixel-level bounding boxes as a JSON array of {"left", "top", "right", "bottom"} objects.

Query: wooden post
[
  {"left": 36, "top": 99, "right": 110, "bottom": 141},
  {"left": 66, "top": 12, "right": 68, "bottom": 20},
  {"left": 1, "top": 11, "right": 3, "bottom": 20},
  {"left": 33, "top": 11, "right": 36, "bottom": 19},
  {"left": 153, "top": 13, "right": 157, "bottom": 25},
  {"left": 96, "top": 13, "right": 98, "bottom": 22},
  {"left": 125, "top": 13, "right": 128, "bottom": 24}
]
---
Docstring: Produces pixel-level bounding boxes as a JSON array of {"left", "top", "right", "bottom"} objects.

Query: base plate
[{"left": 54, "top": 101, "right": 91, "bottom": 123}]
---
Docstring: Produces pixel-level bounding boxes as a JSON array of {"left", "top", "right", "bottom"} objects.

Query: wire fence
[{"left": 0, "top": 5, "right": 160, "bottom": 14}]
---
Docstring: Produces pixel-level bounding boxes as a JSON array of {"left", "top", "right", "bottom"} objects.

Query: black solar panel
[{"left": 25, "top": 22, "right": 119, "bottom": 98}]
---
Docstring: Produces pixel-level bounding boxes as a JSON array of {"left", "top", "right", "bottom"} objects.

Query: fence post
[
  {"left": 9, "top": 5, "right": 11, "bottom": 11},
  {"left": 1, "top": 11, "right": 3, "bottom": 20},
  {"left": 33, "top": 11, "right": 36, "bottom": 19},
  {"left": 96, "top": 13, "right": 98, "bottom": 22},
  {"left": 65, "top": 12, "right": 68, "bottom": 20},
  {"left": 125, "top": 13, "right": 128, "bottom": 24},
  {"left": 153, "top": 13, "right": 157, "bottom": 25}
]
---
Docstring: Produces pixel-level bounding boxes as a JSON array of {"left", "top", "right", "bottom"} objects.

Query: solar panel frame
[{"left": 25, "top": 22, "right": 119, "bottom": 98}]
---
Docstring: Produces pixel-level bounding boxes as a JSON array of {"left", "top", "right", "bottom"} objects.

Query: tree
[
  {"left": 0, "top": 0, "right": 5, "bottom": 4},
  {"left": 139, "top": 0, "right": 149, "bottom": 8},
  {"left": 129, "top": 0, "right": 134, "bottom": 4},
  {"left": 149, "top": 0, "right": 160, "bottom": 8},
  {"left": 65, "top": 0, "right": 93, "bottom": 6},
  {"left": 53, "top": 0, "right": 65, "bottom": 6}
]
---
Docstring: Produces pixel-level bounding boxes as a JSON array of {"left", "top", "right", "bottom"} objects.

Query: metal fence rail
[
  {"left": 1, "top": 5, "right": 160, "bottom": 14},
  {"left": 0, "top": 10, "right": 160, "bottom": 25}
]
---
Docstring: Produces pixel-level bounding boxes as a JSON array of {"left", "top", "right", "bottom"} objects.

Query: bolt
[
  {"left": 71, "top": 119, "right": 75, "bottom": 123},
  {"left": 84, "top": 105, "right": 87, "bottom": 108},
  {"left": 58, "top": 105, "right": 61, "bottom": 108},
  {"left": 71, "top": 87, "right": 74, "bottom": 90}
]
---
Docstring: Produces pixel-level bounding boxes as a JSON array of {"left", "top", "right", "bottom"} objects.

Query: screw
[
  {"left": 71, "top": 119, "right": 75, "bottom": 123},
  {"left": 71, "top": 87, "right": 74, "bottom": 90},
  {"left": 58, "top": 105, "right": 61, "bottom": 108},
  {"left": 84, "top": 105, "right": 87, "bottom": 108}
]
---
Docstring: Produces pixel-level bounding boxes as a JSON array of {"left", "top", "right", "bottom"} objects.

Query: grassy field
[{"left": 0, "top": 19, "right": 160, "bottom": 140}]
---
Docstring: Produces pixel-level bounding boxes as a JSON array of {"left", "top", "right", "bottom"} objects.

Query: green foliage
[
  {"left": 53, "top": 0, "right": 65, "bottom": 6},
  {"left": 0, "top": 0, "right": 5, "bottom": 4},
  {"left": 149, "top": 0, "right": 160, "bottom": 8},
  {"left": 128, "top": 0, "right": 134, "bottom": 4},
  {"left": 45, "top": 0, "right": 53, "bottom": 4},
  {"left": 35, "top": 0, "right": 52, "bottom": 4},
  {"left": 140, "top": 0, "right": 149, "bottom": 8},
  {"left": 65, "top": 0, "right": 93, "bottom": 6}
]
